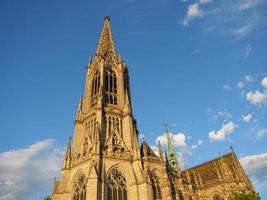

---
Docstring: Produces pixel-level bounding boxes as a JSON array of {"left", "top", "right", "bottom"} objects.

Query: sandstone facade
[{"left": 51, "top": 17, "right": 255, "bottom": 200}]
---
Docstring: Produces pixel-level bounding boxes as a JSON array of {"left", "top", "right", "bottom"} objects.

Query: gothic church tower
[
  {"left": 52, "top": 16, "right": 172, "bottom": 200},
  {"left": 52, "top": 17, "right": 256, "bottom": 200}
]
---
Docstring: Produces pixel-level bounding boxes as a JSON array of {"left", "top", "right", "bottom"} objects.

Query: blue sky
[{"left": 0, "top": 0, "right": 267, "bottom": 199}]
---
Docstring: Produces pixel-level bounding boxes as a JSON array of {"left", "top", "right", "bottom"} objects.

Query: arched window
[
  {"left": 106, "top": 167, "right": 127, "bottom": 200},
  {"left": 150, "top": 171, "right": 162, "bottom": 200},
  {"left": 91, "top": 71, "right": 100, "bottom": 97},
  {"left": 105, "top": 70, "right": 117, "bottom": 105},
  {"left": 91, "top": 71, "right": 100, "bottom": 106},
  {"left": 213, "top": 194, "right": 224, "bottom": 200},
  {"left": 73, "top": 173, "right": 87, "bottom": 200}
]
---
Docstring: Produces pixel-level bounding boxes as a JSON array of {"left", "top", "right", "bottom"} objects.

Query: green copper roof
[{"left": 165, "top": 124, "right": 180, "bottom": 172}]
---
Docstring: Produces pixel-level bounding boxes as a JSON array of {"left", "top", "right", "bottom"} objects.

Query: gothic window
[
  {"left": 150, "top": 171, "right": 162, "bottom": 200},
  {"left": 106, "top": 167, "right": 127, "bottom": 200},
  {"left": 91, "top": 71, "right": 100, "bottom": 97},
  {"left": 213, "top": 194, "right": 224, "bottom": 200},
  {"left": 73, "top": 173, "right": 87, "bottom": 200},
  {"left": 91, "top": 71, "right": 100, "bottom": 106},
  {"left": 105, "top": 70, "right": 117, "bottom": 105}
]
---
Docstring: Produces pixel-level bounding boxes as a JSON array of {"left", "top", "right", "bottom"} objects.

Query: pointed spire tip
[
  {"left": 105, "top": 16, "right": 110, "bottom": 21},
  {"left": 230, "top": 145, "right": 234, "bottom": 152},
  {"left": 165, "top": 123, "right": 169, "bottom": 133},
  {"left": 96, "top": 15, "right": 116, "bottom": 59},
  {"left": 142, "top": 136, "right": 145, "bottom": 142}
]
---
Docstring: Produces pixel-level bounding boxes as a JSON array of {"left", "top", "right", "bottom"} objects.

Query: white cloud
[
  {"left": 223, "top": 85, "right": 231, "bottom": 90},
  {"left": 187, "top": 4, "right": 203, "bottom": 18},
  {"left": 191, "top": 140, "right": 203, "bottom": 150},
  {"left": 156, "top": 132, "right": 187, "bottom": 147},
  {"left": 156, "top": 134, "right": 167, "bottom": 146},
  {"left": 246, "top": 90, "right": 267, "bottom": 106},
  {"left": 180, "top": 0, "right": 267, "bottom": 38},
  {"left": 248, "top": 127, "right": 267, "bottom": 142},
  {"left": 236, "top": 75, "right": 254, "bottom": 90},
  {"left": 246, "top": 76, "right": 267, "bottom": 106},
  {"left": 209, "top": 121, "right": 237, "bottom": 141},
  {"left": 242, "top": 114, "right": 252, "bottom": 123},
  {"left": 237, "top": 81, "right": 245, "bottom": 89},
  {"left": 182, "top": 3, "right": 204, "bottom": 26},
  {"left": 173, "top": 133, "right": 187, "bottom": 146},
  {"left": 236, "top": 0, "right": 266, "bottom": 11},
  {"left": 245, "top": 75, "right": 255, "bottom": 82},
  {"left": 199, "top": 0, "right": 212, "bottom": 4},
  {"left": 206, "top": 108, "right": 212, "bottom": 113},
  {"left": 156, "top": 132, "right": 192, "bottom": 163},
  {"left": 209, "top": 108, "right": 231, "bottom": 121},
  {"left": 150, "top": 145, "right": 159, "bottom": 156},
  {"left": 0, "top": 140, "right": 63, "bottom": 200},
  {"left": 261, "top": 76, "right": 267, "bottom": 88},
  {"left": 240, "top": 152, "right": 267, "bottom": 185},
  {"left": 254, "top": 128, "right": 267, "bottom": 141},
  {"left": 197, "top": 139, "right": 203, "bottom": 145}
]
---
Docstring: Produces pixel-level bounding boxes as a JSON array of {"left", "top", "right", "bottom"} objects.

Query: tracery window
[
  {"left": 91, "top": 71, "right": 100, "bottom": 97},
  {"left": 105, "top": 70, "right": 117, "bottom": 105},
  {"left": 73, "top": 173, "right": 87, "bottom": 200},
  {"left": 213, "top": 194, "right": 224, "bottom": 200},
  {"left": 150, "top": 171, "right": 162, "bottom": 200},
  {"left": 106, "top": 167, "right": 127, "bottom": 200},
  {"left": 91, "top": 71, "right": 100, "bottom": 106}
]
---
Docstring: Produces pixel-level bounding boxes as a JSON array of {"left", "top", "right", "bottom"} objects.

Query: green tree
[
  {"left": 231, "top": 191, "right": 261, "bottom": 200},
  {"left": 44, "top": 195, "right": 52, "bottom": 200}
]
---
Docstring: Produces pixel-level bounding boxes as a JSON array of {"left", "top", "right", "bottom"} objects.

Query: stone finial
[
  {"left": 105, "top": 16, "right": 110, "bottom": 21},
  {"left": 230, "top": 145, "right": 234, "bottom": 152}
]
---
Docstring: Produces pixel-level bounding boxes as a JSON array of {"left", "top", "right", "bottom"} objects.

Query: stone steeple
[
  {"left": 96, "top": 16, "right": 116, "bottom": 60},
  {"left": 165, "top": 124, "right": 181, "bottom": 173},
  {"left": 70, "top": 16, "right": 138, "bottom": 161}
]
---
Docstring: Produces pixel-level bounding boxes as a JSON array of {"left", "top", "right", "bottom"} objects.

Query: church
[{"left": 51, "top": 16, "right": 255, "bottom": 200}]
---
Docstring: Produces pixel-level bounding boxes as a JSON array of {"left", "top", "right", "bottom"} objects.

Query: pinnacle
[
  {"left": 104, "top": 16, "right": 110, "bottom": 21},
  {"left": 96, "top": 16, "right": 116, "bottom": 59}
]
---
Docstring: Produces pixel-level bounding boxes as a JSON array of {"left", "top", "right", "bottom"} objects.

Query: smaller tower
[
  {"left": 165, "top": 125, "right": 186, "bottom": 200},
  {"left": 165, "top": 124, "right": 181, "bottom": 173}
]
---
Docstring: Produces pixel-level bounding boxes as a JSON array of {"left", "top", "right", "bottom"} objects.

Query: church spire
[
  {"left": 62, "top": 136, "right": 72, "bottom": 170},
  {"left": 96, "top": 16, "right": 116, "bottom": 59},
  {"left": 165, "top": 124, "right": 181, "bottom": 173}
]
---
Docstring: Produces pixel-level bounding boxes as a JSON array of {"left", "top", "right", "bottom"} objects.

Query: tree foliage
[
  {"left": 44, "top": 195, "right": 52, "bottom": 200},
  {"left": 231, "top": 192, "right": 261, "bottom": 200}
]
